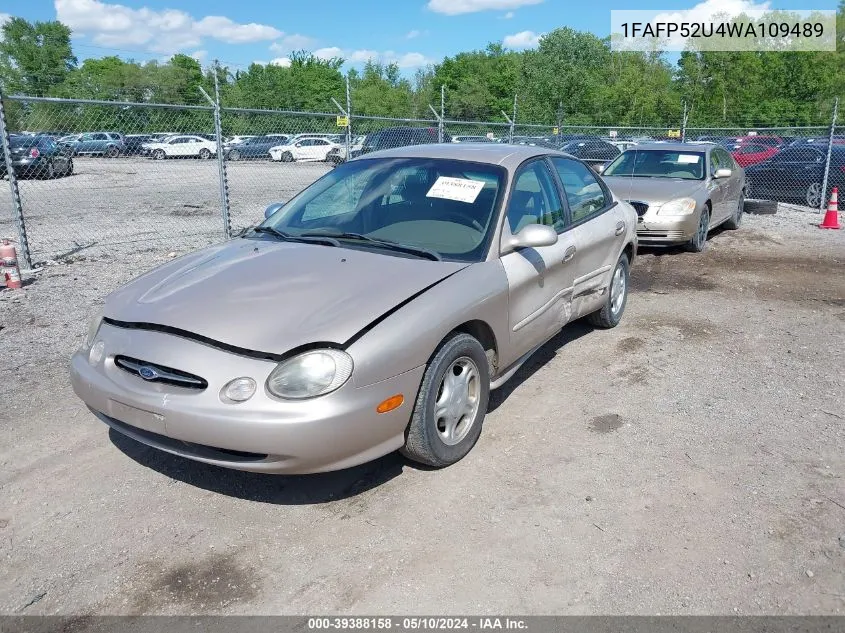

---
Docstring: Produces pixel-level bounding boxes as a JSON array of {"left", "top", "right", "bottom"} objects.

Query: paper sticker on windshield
[
  {"left": 426, "top": 176, "right": 485, "bottom": 204},
  {"left": 677, "top": 154, "right": 701, "bottom": 164}
]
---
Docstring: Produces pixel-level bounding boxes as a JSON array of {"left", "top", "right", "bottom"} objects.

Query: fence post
[
  {"left": 440, "top": 85, "right": 445, "bottom": 143},
  {"left": 556, "top": 101, "right": 563, "bottom": 145},
  {"left": 511, "top": 93, "right": 518, "bottom": 144},
  {"left": 501, "top": 110, "right": 514, "bottom": 144},
  {"left": 819, "top": 96, "right": 839, "bottom": 214},
  {"left": 0, "top": 93, "right": 32, "bottom": 269},
  {"left": 681, "top": 101, "right": 689, "bottom": 143},
  {"left": 199, "top": 61, "right": 231, "bottom": 239},
  {"left": 345, "top": 76, "right": 352, "bottom": 160}
]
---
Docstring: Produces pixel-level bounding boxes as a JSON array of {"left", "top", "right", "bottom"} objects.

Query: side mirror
[
  {"left": 295, "top": 142, "right": 303, "bottom": 148},
  {"left": 264, "top": 201, "right": 285, "bottom": 219},
  {"left": 714, "top": 168, "right": 732, "bottom": 179},
  {"left": 506, "top": 224, "right": 558, "bottom": 252}
]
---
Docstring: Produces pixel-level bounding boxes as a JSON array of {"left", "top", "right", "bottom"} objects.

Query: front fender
[{"left": 347, "top": 260, "right": 510, "bottom": 388}]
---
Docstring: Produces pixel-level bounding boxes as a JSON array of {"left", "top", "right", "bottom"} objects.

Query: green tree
[{"left": 0, "top": 17, "right": 77, "bottom": 95}]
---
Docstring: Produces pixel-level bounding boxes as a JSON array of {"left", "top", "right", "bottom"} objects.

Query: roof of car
[{"left": 353, "top": 142, "right": 567, "bottom": 169}]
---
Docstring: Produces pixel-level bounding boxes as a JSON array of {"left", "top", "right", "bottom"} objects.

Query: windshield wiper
[
  {"left": 252, "top": 226, "right": 340, "bottom": 247},
  {"left": 300, "top": 230, "right": 442, "bottom": 261}
]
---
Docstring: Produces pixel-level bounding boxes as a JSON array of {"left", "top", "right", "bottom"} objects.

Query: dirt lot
[{"left": 0, "top": 206, "right": 843, "bottom": 615}]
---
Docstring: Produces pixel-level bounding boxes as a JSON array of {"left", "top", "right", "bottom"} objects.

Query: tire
[
  {"left": 65, "top": 158, "right": 74, "bottom": 176},
  {"left": 228, "top": 149, "right": 240, "bottom": 161},
  {"left": 685, "top": 206, "right": 710, "bottom": 253},
  {"left": 806, "top": 182, "right": 823, "bottom": 209},
  {"left": 106, "top": 145, "right": 119, "bottom": 158},
  {"left": 401, "top": 332, "right": 490, "bottom": 468},
  {"left": 281, "top": 152, "right": 294, "bottom": 163},
  {"left": 152, "top": 149, "right": 166, "bottom": 160},
  {"left": 199, "top": 148, "right": 212, "bottom": 159},
  {"left": 44, "top": 160, "right": 55, "bottom": 180},
  {"left": 588, "top": 253, "right": 630, "bottom": 329},
  {"left": 723, "top": 192, "right": 744, "bottom": 230}
]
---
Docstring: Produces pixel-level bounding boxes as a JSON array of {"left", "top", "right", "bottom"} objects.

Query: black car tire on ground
[
  {"left": 401, "top": 332, "right": 490, "bottom": 468},
  {"left": 588, "top": 253, "right": 630, "bottom": 329},
  {"left": 65, "top": 158, "right": 73, "bottom": 177},
  {"left": 686, "top": 207, "right": 710, "bottom": 253},
  {"left": 281, "top": 152, "right": 294, "bottom": 162},
  {"left": 44, "top": 160, "right": 56, "bottom": 180},
  {"left": 199, "top": 148, "right": 212, "bottom": 159},
  {"left": 724, "top": 193, "right": 744, "bottom": 230},
  {"left": 152, "top": 149, "right": 166, "bottom": 160},
  {"left": 806, "top": 182, "right": 823, "bottom": 208},
  {"left": 106, "top": 146, "right": 119, "bottom": 158}
]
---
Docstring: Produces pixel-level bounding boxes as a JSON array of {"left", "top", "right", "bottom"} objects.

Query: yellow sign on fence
[
  {"left": 667, "top": 129, "right": 681, "bottom": 138},
  {"left": 552, "top": 127, "right": 559, "bottom": 135},
  {"left": 336, "top": 115, "right": 349, "bottom": 127}
]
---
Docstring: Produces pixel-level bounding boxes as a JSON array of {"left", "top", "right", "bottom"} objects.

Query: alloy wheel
[
  {"left": 610, "top": 264, "right": 627, "bottom": 316},
  {"left": 434, "top": 357, "right": 481, "bottom": 446},
  {"left": 806, "top": 182, "right": 822, "bottom": 208}
]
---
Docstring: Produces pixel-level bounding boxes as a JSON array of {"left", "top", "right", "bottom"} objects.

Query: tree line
[{"left": 1, "top": 3, "right": 844, "bottom": 132}]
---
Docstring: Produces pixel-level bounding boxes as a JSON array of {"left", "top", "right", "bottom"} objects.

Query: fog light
[
  {"left": 221, "top": 377, "right": 256, "bottom": 403},
  {"left": 88, "top": 340, "right": 105, "bottom": 365}
]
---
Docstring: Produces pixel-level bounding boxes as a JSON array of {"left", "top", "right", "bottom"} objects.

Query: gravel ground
[{"left": 0, "top": 205, "right": 843, "bottom": 616}]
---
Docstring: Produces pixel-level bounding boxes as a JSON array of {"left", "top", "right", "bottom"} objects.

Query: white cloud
[
  {"left": 427, "top": 0, "right": 542, "bottom": 16},
  {"left": 314, "top": 46, "right": 344, "bottom": 60},
  {"left": 348, "top": 49, "right": 380, "bottom": 63},
  {"left": 269, "top": 33, "right": 315, "bottom": 53},
  {"left": 406, "top": 29, "right": 421, "bottom": 39},
  {"left": 394, "top": 52, "right": 433, "bottom": 68},
  {"left": 270, "top": 57, "right": 291, "bottom": 67},
  {"left": 0, "top": 12, "right": 11, "bottom": 25},
  {"left": 55, "top": 0, "right": 282, "bottom": 54},
  {"left": 190, "top": 49, "right": 207, "bottom": 62},
  {"left": 502, "top": 11, "right": 515, "bottom": 19},
  {"left": 503, "top": 30, "right": 542, "bottom": 48}
]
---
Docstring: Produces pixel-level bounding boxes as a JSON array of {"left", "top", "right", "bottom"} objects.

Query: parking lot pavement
[
  {"left": 0, "top": 158, "right": 331, "bottom": 262},
  {"left": 0, "top": 208, "right": 843, "bottom": 615}
]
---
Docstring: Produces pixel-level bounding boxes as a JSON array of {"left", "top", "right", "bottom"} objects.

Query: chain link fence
[{"left": 0, "top": 91, "right": 840, "bottom": 269}]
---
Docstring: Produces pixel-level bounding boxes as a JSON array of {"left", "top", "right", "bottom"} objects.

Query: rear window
[{"left": 10, "top": 136, "right": 40, "bottom": 149}]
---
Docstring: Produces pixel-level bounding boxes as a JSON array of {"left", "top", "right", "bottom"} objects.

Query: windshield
[
  {"left": 259, "top": 157, "right": 505, "bottom": 262},
  {"left": 603, "top": 149, "right": 706, "bottom": 180}
]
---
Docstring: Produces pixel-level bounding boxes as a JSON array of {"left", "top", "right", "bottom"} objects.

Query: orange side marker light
[{"left": 376, "top": 394, "right": 404, "bottom": 414}]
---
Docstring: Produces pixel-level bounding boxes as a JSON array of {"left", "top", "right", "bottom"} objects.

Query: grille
[
  {"left": 627, "top": 201, "right": 649, "bottom": 216},
  {"left": 114, "top": 355, "right": 208, "bottom": 390}
]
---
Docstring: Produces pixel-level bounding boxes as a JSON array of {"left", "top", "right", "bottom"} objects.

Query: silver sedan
[
  {"left": 600, "top": 143, "right": 746, "bottom": 252},
  {"left": 71, "top": 143, "right": 637, "bottom": 474}
]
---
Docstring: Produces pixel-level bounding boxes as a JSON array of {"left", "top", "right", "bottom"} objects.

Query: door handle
[
  {"left": 615, "top": 220, "right": 625, "bottom": 235},
  {"left": 563, "top": 245, "right": 577, "bottom": 262}
]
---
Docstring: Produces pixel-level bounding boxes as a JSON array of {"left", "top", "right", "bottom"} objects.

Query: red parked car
[{"left": 731, "top": 142, "right": 779, "bottom": 167}]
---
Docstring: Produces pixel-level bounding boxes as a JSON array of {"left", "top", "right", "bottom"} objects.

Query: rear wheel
[
  {"left": 686, "top": 207, "right": 710, "bottom": 253},
  {"left": 44, "top": 160, "right": 56, "bottom": 179},
  {"left": 401, "top": 333, "right": 490, "bottom": 468},
  {"left": 588, "top": 253, "right": 629, "bottom": 329},
  {"left": 228, "top": 149, "right": 240, "bottom": 161},
  {"left": 65, "top": 158, "right": 74, "bottom": 176},
  {"left": 806, "top": 182, "right": 823, "bottom": 209},
  {"left": 724, "top": 193, "right": 744, "bottom": 230},
  {"left": 106, "top": 145, "right": 119, "bottom": 158}
]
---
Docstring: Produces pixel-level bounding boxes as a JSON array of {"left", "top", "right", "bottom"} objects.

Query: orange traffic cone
[{"left": 819, "top": 187, "right": 840, "bottom": 229}]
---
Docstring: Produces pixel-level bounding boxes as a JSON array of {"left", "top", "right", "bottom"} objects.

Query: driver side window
[{"left": 506, "top": 161, "right": 565, "bottom": 234}]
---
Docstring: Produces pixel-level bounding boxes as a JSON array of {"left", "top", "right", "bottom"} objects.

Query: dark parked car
[
  {"left": 352, "top": 127, "right": 447, "bottom": 158},
  {"left": 0, "top": 135, "right": 73, "bottom": 179},
  {"left": 123, "top": 135, "right": 157, "bottom": 155},
  {"left": 510, "top": 136, "right": 559, "bottom": 149},
  {"left": 225, "top": 135, "right": 287, "bottom": 161},
  {"left": 559, "top": 138, "right": 621, "bottom": 164},
  {"left": 60, "top": 132, "right": 124, "bottom": 157},
  {"left": 745, "top": 144, "right": 845, "bottom": 208}
]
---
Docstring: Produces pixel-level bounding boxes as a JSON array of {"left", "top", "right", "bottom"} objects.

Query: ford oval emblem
[{"left": 138, "top": 366, "right": 159, "bottom": 380}]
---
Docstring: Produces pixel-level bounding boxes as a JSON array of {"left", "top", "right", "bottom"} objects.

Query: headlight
[
  {"left": 266, "top": 349, "right": 353, "bottom": 399},
  {"left": 82, "top": 310, "right": 104, "bottom": 351},
  {"left": 657, "top": 198, "right": 697, "bottom": 215}
]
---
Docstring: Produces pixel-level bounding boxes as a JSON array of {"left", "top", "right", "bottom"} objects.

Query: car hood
[
  {"left": 603, "top": 177, "right": 706, "bottom": 205},
  {"left": 104, "top": 238, "right": 468, "bottom": 354}
]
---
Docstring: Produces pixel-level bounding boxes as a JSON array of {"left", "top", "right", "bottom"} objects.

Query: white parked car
[
  {"left": 324, "top": 135, "right": 366, "bottom": 163},
  {"left": 269, "top": 137, "right": 340, "bottom": 162},
  {"left": 225, "top": 135, "right": 257, "bottom": 145},
  {"left": 144, "top": 135, "right": 217, "bottom": 160}
]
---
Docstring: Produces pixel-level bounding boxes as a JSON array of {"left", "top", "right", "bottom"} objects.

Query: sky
[{"left": 0, "top": 0, "right": 839, "bottom": 73}]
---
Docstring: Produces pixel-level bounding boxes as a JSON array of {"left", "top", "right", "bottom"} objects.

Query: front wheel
[
  {"left": 228, "top": 149, "right": 240, "bottom": 161},
  {"left": 281, "top": 151, "right": 294, "bottom": 163},
  {"left": 44, "top": 160, "right": 56, "bottom": 179},
  {"left": 588, "top": 253, "right": 629, "bottom": 329},
  {"left": 686, "top": 207, "right": 710, "bottom": 253},
  {"left": 152, "top": 149, "right": 166, "bottom": 160},
  {"left": 106, "top": 145, "right": 119, "bottom": 158},
  {"left": 199, "top": 148, "right": 212, "bottom": 159},
  {"left": 65, "top": 158, "right": 74, "bottom": 176},
  {"left": 401, "top": 333, "right": 490, "bottom": 468}
]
